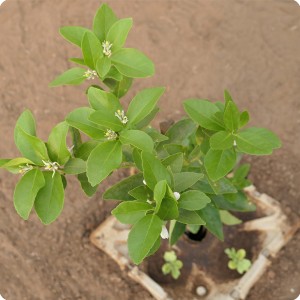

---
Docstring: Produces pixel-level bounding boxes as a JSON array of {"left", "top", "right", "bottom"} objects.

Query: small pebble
[{"left": 196, "top": 286, "right": 207, "bottom": 296}]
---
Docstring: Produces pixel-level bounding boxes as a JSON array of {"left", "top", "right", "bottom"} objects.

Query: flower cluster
[{"left": 102, "top": 40, "right": 113, "bottom": 57}]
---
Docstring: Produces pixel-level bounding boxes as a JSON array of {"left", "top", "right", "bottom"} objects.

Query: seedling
[
  {"left": 225, "top": 248, "right": 252, "bottom": 274},
  {"left": 0, "top": 3, "right": 281, "bottom": 265},
  {"left": 162, "top": 251, "right": 183, "bottom": 279}
]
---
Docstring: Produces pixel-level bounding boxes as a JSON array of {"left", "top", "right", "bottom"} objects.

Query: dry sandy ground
[{"left": 0, "top": 0, "right": 300, "bottom": 299}]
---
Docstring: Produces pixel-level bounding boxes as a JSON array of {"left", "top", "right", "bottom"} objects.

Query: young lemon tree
[{"left": 0, "top": 4, "right": 281, "bottom": 265}]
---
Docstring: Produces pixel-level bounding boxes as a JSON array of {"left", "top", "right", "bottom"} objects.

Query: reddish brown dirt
[{"left": 0, "top": 1, "right": 299, "bottom": 299}]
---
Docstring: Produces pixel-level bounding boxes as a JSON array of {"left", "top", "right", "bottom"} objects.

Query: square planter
[{"left": 90, "top": 185, "right": 296, "bottom": 300}]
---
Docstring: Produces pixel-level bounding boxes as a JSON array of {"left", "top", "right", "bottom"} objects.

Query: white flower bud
[
  {"left": 173, "top": 192, "right": 180, "bottom": 201},
  {"left": 160, "top": 225, "right": 169, "bottom": 239}
]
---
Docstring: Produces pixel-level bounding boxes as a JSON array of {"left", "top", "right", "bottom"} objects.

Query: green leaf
[
  {"left": 147, "top": 237, "right": 161, "bottom": 258},
  {"left": 127, "top": 87, "right": 165, "bottom": 126},
  {"left": 82, "top": 32, "right": 103, "bottom": 69},
  {"left": 171, "top": 267, "right": 181, "bottom": 280},
  {"left": 173, "top": 172, "right": 203, "bottom": 193},
  {"left": 224, "top": 101, "right": 240, "bottom": 131},
  {"left": 14, "top": 126, "right": 49, "bottom": 165},
  {"left": 135, "top": 107, "right": 159, "bottom": 129},
  {"left": 204, "top": 149, "right": 236, "bottom": 181},
  {"left": 177, "top": 209, "right": 205, "bottom": 225},
  {"left": 47, "top": 122, "right": 70, "bottom": 165},
  {"left": 164, "top": 251, "right": 177, "bottom": 262},
  {"left": 237, "top": 249, "right": 246, "bottom": 259},
  {"left": 156, "top": 193, "right": 179, "bottom": 220},
  {"left": 111, "top": 48, "right": 154, "bottom": 78},
  {"left": 220, "top": 210, "right": 242, "bottom": 225},
  {"left": 13, "top": 169, "right": 45, "bottom": 220},
  {"left": 128, "top": 185, "right": 149, "bottom": 201},
  {"left": 0, "top": 158, "right": 33, "bottom": 174},
  {"left": 228, "top": 260, "right": 237, "bottom": 270},
  {"left": 164, "top": 144, "right": 184, "bottom": 156},
  {"left": 239, "top": 111, "right": 249, "bottom": 128},
  {"left": 145, "top": 127, "right": 169, "bottom": 143},
  {"left": 34, "top": 172, "right": 64, "bottom": 225},
  {"left": 66, "top": 107, "right": 104, "bottom": 140},
  {"left": 112, "top": 76, "right": 133, "bottom": 98},
  {"left": 162, "top": 153, "right": 183, "bottom": 173},
  {"left": 61, "top": 175, "right": 67, "bottom": 190},
  {"left": 153, "top": 180, "right": 167, "bottom": 212},
  {"left": 237, "top": 259, "right": 251, "bottom": 274},
  {"left": 212, "top": 191, "right": 256, "bottom": 212},
  {"left": 128, "top": 214, "right": 163, "bottom": 264},
  {"left": 75, "top": 140, "right": 99, "bottom": 161},
  {"left": 119, "top": 130, "right": 154, "bottom": 152},
  {"left": 187, "top": 224, "right": 200, "bottom": 234},
  {"left": 132, "top": 148, "right": 143, "bottom": 171},
  {"left": 178, "top": 190, "right": 211, "bottom": 211},
  {"left": 234, "top": 164, "right": 250, "bottom": 180},
  {"left": 162, "top": 263, "right": 171, "bottom": 274},
  {"left": 193, "top": 176, "right": 237, "bottom": 195},
  {"left": 60, "top": 26, "right": 92, "bottom": 47},
  {"left": 231, "top": 164, "right": 251, "bottom": 189},
  {"left": 87, "top": 87, "right": 121, "bottom": 111},
  {"left": 141, "top": 151, "right": 172, "bottom": 190},
  {"left": 235, "top": 127, "right": 281, "bottom": 155},
  {"left": 70, "top": 127, "right": 82, "bottom": 154},
  {"left": 105, "top": 66, "right": 123, "bottom": 81},
  {"left": 197, "top": 203, "right": 223, "bottom": 240},
  {"left": 210, "top": 131, "right": 234, "bottom": 150},
  {"left": 103, "top": 173, "right": 143, "bottom": 201},
  {"left": 183, "top": 99, "right": 224, "bottom": 131},
  {"left": 64, "top": 158, "right": 86, "bottom": 175},
  {"left": 96, "top": 56, "right": 111, "bottom": 78},
  {"left": 164, "top": 118, "right": 196, "bottom": 146},
  {"left": 49, "top": 68, "right": 87, "bottom": 87},
  {"left": 87, "top": 141, "right": 122, "bottom": 186},
  {"left": 93, "top": 4, "right": 118, "bottom": 41},
  {"left": 14, "top": 110, "right": 36, "bottom": 137},
  {"left": 224, "top": 90, "right": 233, "bottom": 103},
  {"left": 169, "top": 221, "right": 186, "bottom": 246},
  {"left": 69, "top": 57, "right": 86, "bottom": 66},
  {"left": 107, "top": 18, "right": 133, "bottom": 50},
  {"left": 89, "top": 110, "right": 124, "bottom": 132},
  {"left": 77, "top": 173, "right": 98, "bottom": 197},
  {"left": 112, "top": 201, "right": 152, "bottom": 224}
]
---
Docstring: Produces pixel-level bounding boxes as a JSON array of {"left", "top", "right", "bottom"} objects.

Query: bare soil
[{"left": 0, "top": 1, "right": 300, "bottom": 299}]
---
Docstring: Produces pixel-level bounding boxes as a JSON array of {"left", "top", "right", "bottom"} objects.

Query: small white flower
[
  {"left": 160, "top": 225, "right": 169, "bottom": 239},
  {"left": 18, "top": 163, "right": 33, "bottom": 175},
  {"left": 143, "top": 179, "right": 147, "bottom": 185},
  {"left": 173, "top": 192, "right": 180, "bottom": 201},
  {"left": 105, "top": 129, "right": 118, "bottom": 141},
  {"left": 146, "top": 199, "right": 153, "bottom": 205},
  {"left": 115, "top": 110, "right": 128, "bottom": 124},
  {"left": 102, "top": 40, "right": 113, "bottom": 57},
  {"left": 84, "top": 69, "right": 98, "bottom": 80},
  {"left": 233, "top": 140, "right": 237, "bottom": 147},
  {"left": 42, "top": 160, "right": 60, "bottom": 178}
]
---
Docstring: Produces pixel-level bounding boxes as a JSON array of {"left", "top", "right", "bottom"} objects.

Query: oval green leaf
[
  {"left": 111, "top": 48, "right": 154, "bottom": 78},
  {"left": 87, "top": 141, "right": 122, "bottom": 186},
  {"left": 128, "top": 214, "right": 163, "bottom": 264},
  {"left": 14, "top": 169, "right": 45, "bottom": 220}
]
